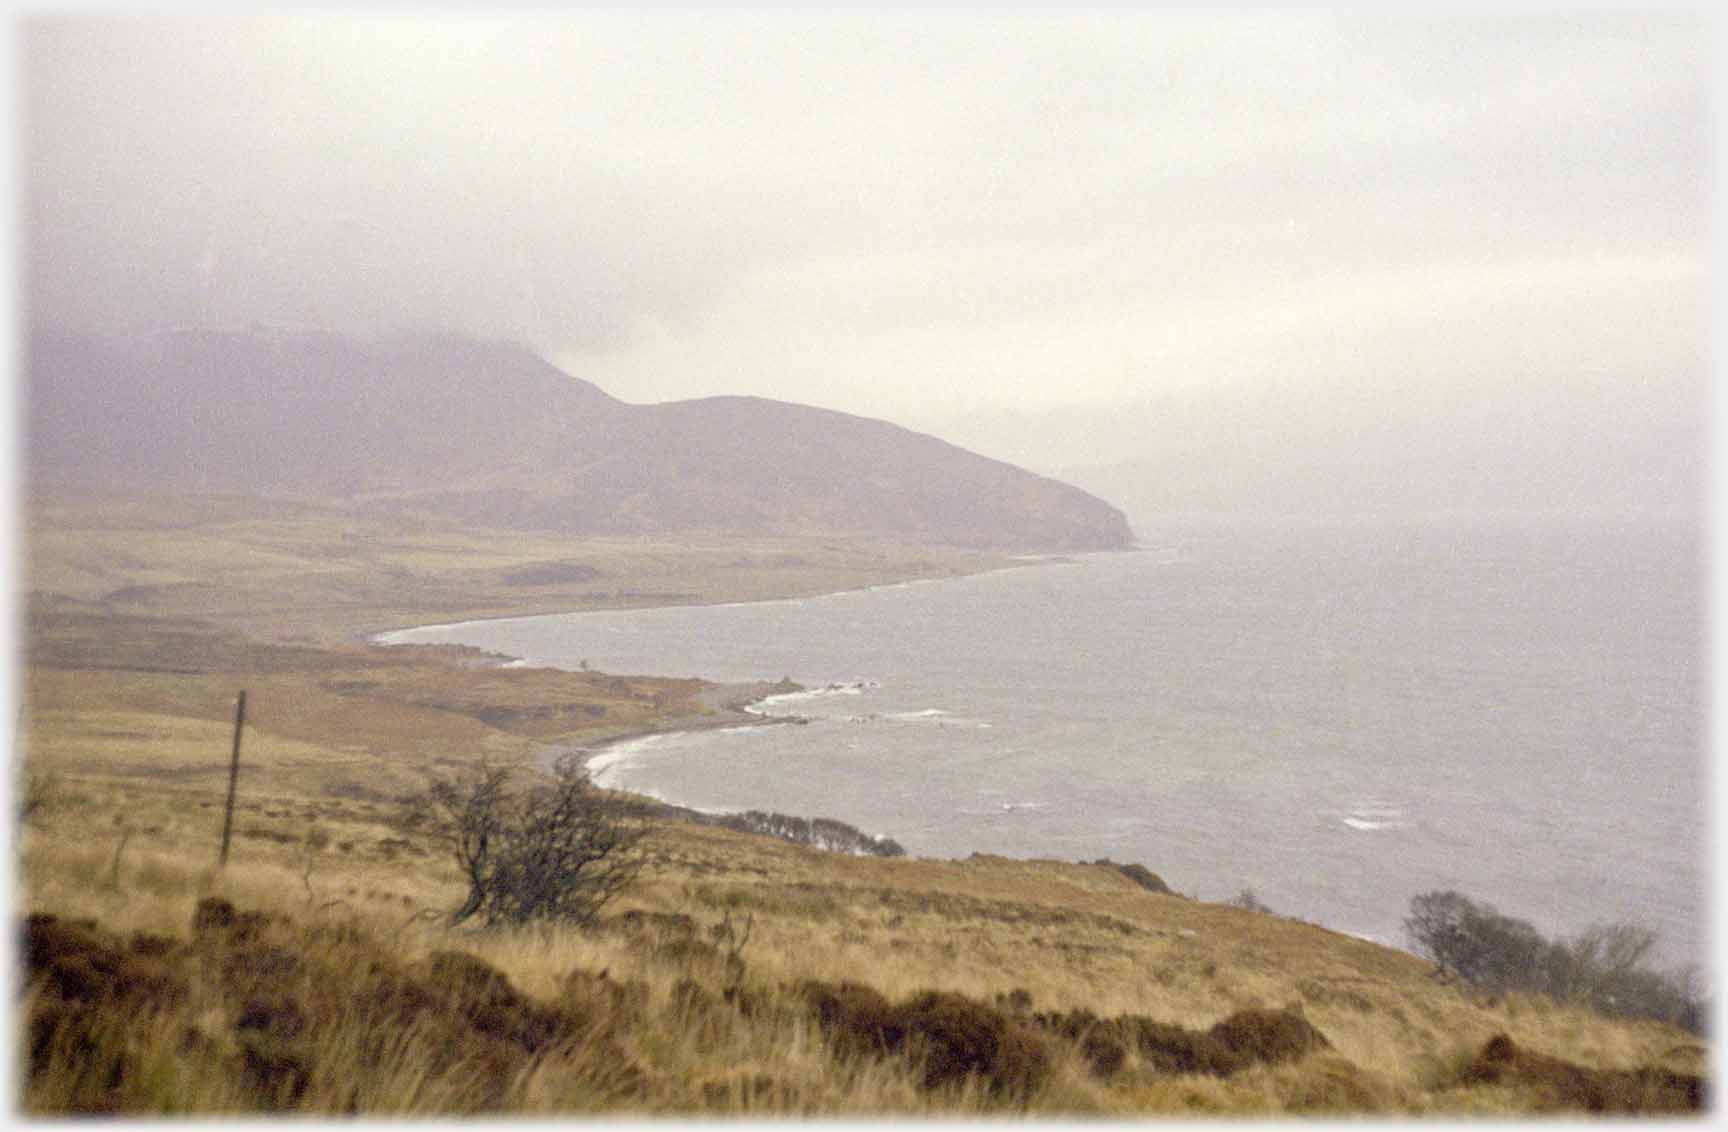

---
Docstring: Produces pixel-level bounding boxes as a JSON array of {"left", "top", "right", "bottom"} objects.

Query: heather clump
[
  {"left": 1456, "top": 1033, "right": 1704, "bottom": 1114},
  {"left": 797, "top": 980, "right": 1050, "bottom": 1099},
  {"left": 16, "top": 788, "right": 1712, "bottom": 1118},
  {"left": 1033, "top": 1004, "right": 1327, "bottom": 1080}
]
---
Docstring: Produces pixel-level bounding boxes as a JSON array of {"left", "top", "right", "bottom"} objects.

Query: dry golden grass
[
  {"left": 26, "top": 488, "right": 1013, "bottom": 646},
  {"left": 17, "top": 780, "right": 1708, "bottom": 1117},
  {"left": 15, "top": 488, "right": 1710, "bottom": 1116}
]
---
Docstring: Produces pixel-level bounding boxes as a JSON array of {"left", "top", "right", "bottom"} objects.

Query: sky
[{"left": 21, "top": 12, "right": 1711, "bottom": 505}]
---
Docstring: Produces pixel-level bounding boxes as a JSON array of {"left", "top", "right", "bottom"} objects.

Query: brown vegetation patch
[
  {"left": 127, "top": 932, "right": 179, "bottom": 959},
  {"left": 1208, "top": 1007, "right": 1330, "bottom": 1065},
  {"left": 799, "top": 980, "right": 899, "bottom": 1056},
  {"left": 191, "top": 896, "right": 282, "bottom": 945},
  {"left": 1092, "top": 858, "right": 1176, "bottom": 895},
  {"left": 1127, "top": 1015, "right": 1252, "bottom": 1076},
  {"left": 1458, "top": 1033, "right": 1704, "bottom": 1115},
  {"left": 1035, "top": 1005, "right": 1329, "bottom": 1080},
  {"left": 236, "top": 995, "right": 309, "bottom": 1041},
  {"left": 25, "top": 900, "right": 662, "bottom": 1113},
  {"left": 897, "top": 990, "right": 1052, "bottom": 1097},
  {"left": 798, "top": 980, "right": 1050, "bottom": 1099},
  {"left": 424, "top": 949, "right": 520, "bottom": 1007},
  {"left": 26, "top": 610, "right": 350, "bottom": 675},
  {"left": 1039, "top": 1008, "right": 1233, "bottom": 1078},
  {"left": 1030, "top": 1008, "right": 1128, "bottom": 1077},
  {"left": 418, "top": 949, "right": 590, "bottom": 1056},
  {"left": 21, "top": 915, "right": 193, "bottom": 1112},
  {"left": 238, "top": 1030, "right": 313, "bottom": 1109},
  {"left": 23, "top": 913, "right": 187, "bottom": 1011}
]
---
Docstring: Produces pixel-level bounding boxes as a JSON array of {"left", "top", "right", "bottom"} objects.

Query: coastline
[
  {"left": 532, "top": 679, "right": 808, "bottom": 784},
  {"left": 362, "top": 550, "right": 1124, "bottom": 840},
  {"left": 361, "top": 551, "right": 1082, "bottom": 647},
  {"left": 362, "top": 556, "right": 1078, "bottom": 800}
]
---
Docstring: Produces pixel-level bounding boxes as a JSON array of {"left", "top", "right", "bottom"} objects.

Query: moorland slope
[
  {"left": 16, "top": 496, "right": 1709, "bottom": 1117},
  {"left": 27, "top": 326, "right": 1132, "bottom": 551}
]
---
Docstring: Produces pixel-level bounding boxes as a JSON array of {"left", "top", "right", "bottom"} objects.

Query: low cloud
[{"left": 23, "top": 12, "right": 1707, "bottom": 507}]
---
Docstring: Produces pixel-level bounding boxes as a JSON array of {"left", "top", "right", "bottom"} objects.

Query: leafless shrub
[
  {"left": 400, "top": 755, "right": 649, "bottom": 928},
  {"left": 1405, "top": 890, "right": 1706, "bottom": 1034},
  {"left": 695, "top": 808, "right": 905, "bottom": 856},
  {"left": 1229, "top": 887, "right": 1274, "bottom": 915}
]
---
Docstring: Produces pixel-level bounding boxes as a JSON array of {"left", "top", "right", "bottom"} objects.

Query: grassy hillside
[
  {"left": 19, "top": 794, "right": 1707, "bottom": 1116},
  {"left": 29, "top": 329, "right": 1135, "bottom": 550},
  {"left": 26, "top": 489, "right": 1018, "bottom": 647},
  {"left": 16, "top": 494, "right": 1709, "bottom": 1116}
]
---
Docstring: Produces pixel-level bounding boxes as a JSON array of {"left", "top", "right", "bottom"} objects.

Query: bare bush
[
  {"left": 401, "top": 755, "right": 649, "bottom": 928},
  {"left": 1404, "top": 890, "right": 1706, "bottom": 1034},
  {"left": 1551, "top": 922, "right": 1656, "bottom": 1003},
  {"left": 1229, "top": 887, "right": 1274, "bottom": 915},
  {"left": 1404, "top": 890, "right": 1546, "bottom": 990},
  {"left": 710, "top": 810, "right": 905, "bottom": 856}
]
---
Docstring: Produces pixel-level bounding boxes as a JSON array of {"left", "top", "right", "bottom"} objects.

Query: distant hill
[{"left": 25, "top": 326, "right": 1133, "bottom": 551}]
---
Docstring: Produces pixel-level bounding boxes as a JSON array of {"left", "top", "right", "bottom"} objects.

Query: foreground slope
[
  {"left": 27, "top": 326, "right": 1133, "bottom": 551},
  {"left": 17, "top": 441, "right": 1704, "bottom": 1116},
  {"left": 18, "top": 602, "right": 1708, "bottom": 1117},
  {"left": 20, "top": 797, "right": 1707, "bottom": 1117}
]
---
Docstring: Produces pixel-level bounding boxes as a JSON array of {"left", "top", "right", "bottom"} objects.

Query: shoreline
[
  {"left": 360, "top": 551, "right": 1086, "bottom": 647},
  {"left": 532, "top": 679, "right": 809, "bottom": 784},
  {"left": 361, "top": 557, "right": 1059, "bottom": 805},
  {"left": 363, "top": 550, "right": 1120, "bottom": 845}
]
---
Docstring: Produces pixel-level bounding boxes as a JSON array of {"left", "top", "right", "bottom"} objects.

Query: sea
[{"left": 377, "top": 514, "right": 1706, "bottom": 968}]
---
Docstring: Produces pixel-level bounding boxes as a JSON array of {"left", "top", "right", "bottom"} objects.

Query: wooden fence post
[{"left": 218, "top": 690, "right": 247, "bottom": 868}]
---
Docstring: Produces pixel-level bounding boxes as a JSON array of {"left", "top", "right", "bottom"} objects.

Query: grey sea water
[{"left": 380, "top": 515, "right": 1705, "bottom": 966}]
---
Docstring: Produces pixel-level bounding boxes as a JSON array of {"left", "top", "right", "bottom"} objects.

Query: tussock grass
[
  {"left": 17, "top": 792, "right": 1708, "bottom": 1116},
  {"left": 27, "top": 493, "right": 1012, "bottom": 646},
  {"left": 16, "top": 509, "right": 1711, "bottom": 1116}
]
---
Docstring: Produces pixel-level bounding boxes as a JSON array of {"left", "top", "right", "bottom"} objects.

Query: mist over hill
[
  {"left": 25, "top": 326, "right": 1133, "bottom": 552},
  {"left": 912, "top": 375, "right": 1702, "bottom": 530}
]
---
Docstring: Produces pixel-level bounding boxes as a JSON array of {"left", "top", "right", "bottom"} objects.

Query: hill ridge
[{"left": 28, "top": 326, "right": 1134, "bottom": 552}]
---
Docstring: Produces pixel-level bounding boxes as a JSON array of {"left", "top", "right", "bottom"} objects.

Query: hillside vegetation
[
  {"left": 28, "top": 327, "right": 1134, "bottom": 550},
  {"left": 24, "top": 490, "right": 1026, "bottom": 652},
  {"left": 19, "top": 789, "right": 1707, "bottom": 1116},
  {"left": 17, "top": 496, "right": 1709, "bottom": 1117}
]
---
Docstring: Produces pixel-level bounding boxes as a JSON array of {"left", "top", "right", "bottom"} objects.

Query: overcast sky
[{"left": 22, "top": 12, "right": 1709, "bottom": 492}]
